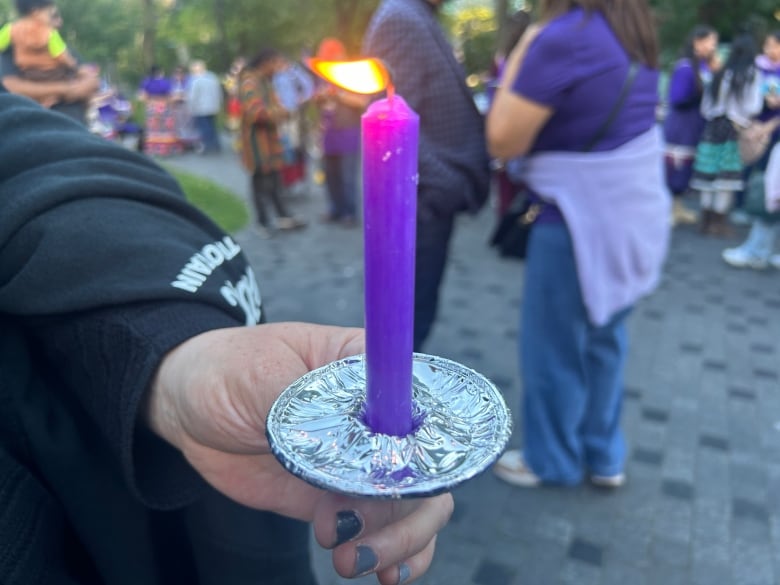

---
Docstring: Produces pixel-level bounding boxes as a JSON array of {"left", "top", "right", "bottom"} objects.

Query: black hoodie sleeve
[{"left": 0, "top": 88, "right": 263, "bottom": 509}]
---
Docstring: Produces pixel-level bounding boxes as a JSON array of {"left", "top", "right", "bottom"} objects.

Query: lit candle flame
[{"left": 306, "top": 57, "right": 391, "bottom": 95}]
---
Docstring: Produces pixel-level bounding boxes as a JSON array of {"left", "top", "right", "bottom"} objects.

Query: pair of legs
[
  {"left": 323, "top": 152, "right": 359, "bottom": 222},
  {"left": 699, "top": 190, "right": 734, "bottom": 214},
  {"left": 520, "top": 223, "right": 629, "bottom": 484},
  {"left": 413, "top": 213, "right": 455, "bottom": 352},
  {"left": 723, "top": 219, "right": 780, "bottom": 269},
  {"left": 193, "top": 115, "right": 221, "bottom": 153},
  {"left": 697, "top": 189, "right": 735, "bottom": 237},
  {"left": 251, "top": 170, "right": 292, "bottom": 228}
]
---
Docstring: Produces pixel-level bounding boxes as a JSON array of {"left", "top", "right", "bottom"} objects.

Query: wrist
[{"left": 145, "top": 361, "right": 185, "bottom": 450}]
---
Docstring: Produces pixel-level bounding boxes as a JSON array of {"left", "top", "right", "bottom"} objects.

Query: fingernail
[
  {"left": 397, "top": 563, "right": 412, "bottom": 584},
  {"left": 353, "top": 545, "right": 379, "bottom": 577},
  {"left": 335, "top": 510, "right": 363, "bottom": 546}
]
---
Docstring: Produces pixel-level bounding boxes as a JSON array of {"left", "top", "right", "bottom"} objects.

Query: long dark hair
[
  {"left": 498, "top": 10, "right": 532, "bottom": 57},
  {"left": 681, "top": 25, "right": 717, "bottom": 92},
  {"left": 709, "top": 32, "right": 758, "bottom": 101},
  {"left": 538, "top": 0, "right": 659, "bottom": 68}
]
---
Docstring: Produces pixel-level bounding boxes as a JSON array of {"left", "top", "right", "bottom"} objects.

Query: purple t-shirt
[
  {"left": 511, "top": 8, "right": 659, "bottom": 153},
  {"left": 141, "top": 76, "right": 173, "bottom": 97},
  {"left": 321, "top": 103, "right": 361, "bottom": 156}
]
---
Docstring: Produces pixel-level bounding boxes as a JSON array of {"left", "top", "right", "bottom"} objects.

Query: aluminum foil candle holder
[{"left": 266, "top": 353, "right": 512, "bottom": 499}]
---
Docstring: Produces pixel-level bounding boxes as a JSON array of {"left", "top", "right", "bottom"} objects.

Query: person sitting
[
  {"left": 0, "top": 0, "right": 98, "bottom": 118},
  {"left": 0, "top": 0, "right": 77, "bottom": 95}
]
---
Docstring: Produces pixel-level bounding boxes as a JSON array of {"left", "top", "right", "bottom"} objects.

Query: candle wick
[{"left": 387, "top": 83, "right": 395, "bottom": 103}]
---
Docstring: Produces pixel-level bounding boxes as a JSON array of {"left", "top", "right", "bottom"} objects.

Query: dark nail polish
[
  {"left": 398, "top": 563, "right": 412, "bottom": 584},
  {"left": 335, "top": 510, "right": 362, "bottom": 546},
  {"left": 353, "top": 545, "right": 379, "bottom": 576}
]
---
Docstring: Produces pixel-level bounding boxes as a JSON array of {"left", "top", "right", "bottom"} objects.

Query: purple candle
[{"left": 362, "top": 93, "right": 419, "bottom": 436}]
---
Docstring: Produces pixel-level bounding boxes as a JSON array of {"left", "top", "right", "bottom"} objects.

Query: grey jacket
[{"left": 364, "top": 0, "right": 491, "bottom": 218}]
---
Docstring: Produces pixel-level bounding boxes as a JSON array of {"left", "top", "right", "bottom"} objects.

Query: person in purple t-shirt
[
  {"left": 487, "top": 0, "right": 667, "bottom": 488},
  {"left": 311, "top": 38, "right": 368, "bottom": 227},
  {"left": 663, "top": 25, "right": 720, "bottom": 226}
]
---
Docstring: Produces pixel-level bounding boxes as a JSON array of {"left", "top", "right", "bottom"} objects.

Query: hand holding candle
[{"left": 266, "top": 55, "right": 510, "bottom": 499}]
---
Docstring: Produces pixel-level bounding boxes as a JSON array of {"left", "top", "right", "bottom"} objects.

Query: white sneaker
[
  {"left": 589, "top": 472, "right": 626, "bottom": 488},
  {"left": 722, "top": 247, "right": 769, "bottom": 269},
  {"left": 771, "top": 255, "right": 780, "bottom": 270},
  {"left": 493, "top": 450, "right": 542, "bottom": 487}
]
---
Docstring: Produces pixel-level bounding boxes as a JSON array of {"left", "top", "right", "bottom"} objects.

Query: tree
[{"left": 651, "top": 0, "right": 777, "bottom": 63}]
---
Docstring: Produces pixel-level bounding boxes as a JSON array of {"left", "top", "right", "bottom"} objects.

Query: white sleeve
[{"left": 766, "top": 142, "right": 780, "bottom": 213}]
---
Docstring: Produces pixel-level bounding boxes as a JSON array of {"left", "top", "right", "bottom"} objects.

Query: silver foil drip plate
[{"left": 266, "top": 353, "right": 512, "bottom": 499}]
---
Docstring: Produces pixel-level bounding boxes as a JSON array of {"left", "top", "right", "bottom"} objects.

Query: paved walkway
[{"left": 167, "top": 147, "right": 780, "bottom": 585}]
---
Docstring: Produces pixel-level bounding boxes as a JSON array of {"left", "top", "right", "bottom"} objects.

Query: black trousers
[
  {"left": 413, "top": 213, "right": 455, "bottom": 352},
  {"left": 251, "top": 170, "right": 289, "bottom": 227},
  {"left": 184, "top": 486, "right": 318, "bottom": 585}
]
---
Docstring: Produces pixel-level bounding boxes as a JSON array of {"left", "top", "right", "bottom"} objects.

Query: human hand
[
  {"left": 62, "top": 67, "right": 100, "bottom": 102},
  {"left": 148, "top": 322, "right": 453, "bottom": 583}
]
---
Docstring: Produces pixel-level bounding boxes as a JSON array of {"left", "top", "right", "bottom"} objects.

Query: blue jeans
[
  {"left": 521, "top": 223, "right": 629, "bottom": 484},
  {"left": 324, "top": 152, "right": 359, "bottom": 220},
  {"left": 193, "top": 115, "right": 221, "bottom": 153}
]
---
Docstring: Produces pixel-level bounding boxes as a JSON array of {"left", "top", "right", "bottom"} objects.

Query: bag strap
[{"left": 582, "top": 61, "right": 640, "bottom": 152}]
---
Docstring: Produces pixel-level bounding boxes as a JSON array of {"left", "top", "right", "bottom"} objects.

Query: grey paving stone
[
  {"left": 690, "top": 561, "right": 733, "bottom": 585},
  {"left": 753, "top": 368, "right": 779, "bottom": 380},
  {"left": 633, "top": 446, "right": 664, "bottom": 466},
  {"left": 559, "top": 560, "right": 602, "bottom": 585},
  {"left": 644, "top": 564, "right": 691, "bottom": 585},
  {"left": 509, "top": 547, "right": 565, "bottom": 585},
  {"left": 625, "top": 386, "right": 643, "bottom": 401},
  {"left": 702, "top": 358, "right": 728, "bottom": 371},
  {"left": 649, "top": 537, "right": 690, "bottom": 568},
  {"left": 749, "top": 342, "right": 775, "bottom": 355},
  {"left": 533, "top": 513, "right": 574, "bottom": 545},
  {"left": 472, "top": 559, "right": 516, "bottom": 585},
  {"left": 641, "top": 407, "right": 669, "bottom": 424},
  {"left": 726, "top": 322, "right": 749, "bottom": 334},
  {"left": 732, "top": 498, "right": 770, "bottom": 525},
  {"left": 567, "top": 538, "right": 603, "bottom": 567},
  {"left": 601, "top": 563, "right": 648, "bottom": 585},
  {"left": 699, "top": 434, "right": 730, "bottom": 452},
  {"left": 731, "top": 536, "right": 776, "bottom": 585},
  {"left": 661, "top": 479, "right": 695, "bottom": 501}
]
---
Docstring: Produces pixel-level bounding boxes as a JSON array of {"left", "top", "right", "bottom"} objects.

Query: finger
[
  {"left": 374, "top": 538, "right": 436, "bottom": 585},
  {"left": 316, "top": 494, "right": 453, "bottom": 578}
]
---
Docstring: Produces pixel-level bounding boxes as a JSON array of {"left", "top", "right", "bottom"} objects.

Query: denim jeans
[
  {"left": 739, "top": 219, "right": 778, "bottom": 260},
  {"left": 520, "top": 223, "right": 629, "bottom": 484},
  {"left": 193, "top": 115, "right": 221, "bottom": 153},
  {"left": 324, "top": 152, "right": 359, "bottom": 220}
]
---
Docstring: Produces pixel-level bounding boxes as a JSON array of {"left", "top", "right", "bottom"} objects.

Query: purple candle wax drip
[{"left": 362, "top": 94, "right": 419, "bottom": 436}]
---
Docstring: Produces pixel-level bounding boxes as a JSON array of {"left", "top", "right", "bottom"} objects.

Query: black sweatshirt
[{"left": 0, "top": 88, "right": 316, "bottom": 584}]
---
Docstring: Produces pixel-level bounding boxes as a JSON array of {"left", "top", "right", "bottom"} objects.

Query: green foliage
[
  {"left": 166, "top": 165, "right": 250, "bottom": 234},
  {"left": 650, "top": 0, "right": 777, "bottom": 67},
  {"left": 2, "top": 0, "right": 777, "bottom": 89},
  {"left": 449, "top": 5, "right": 498, "bottom": 74}
]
